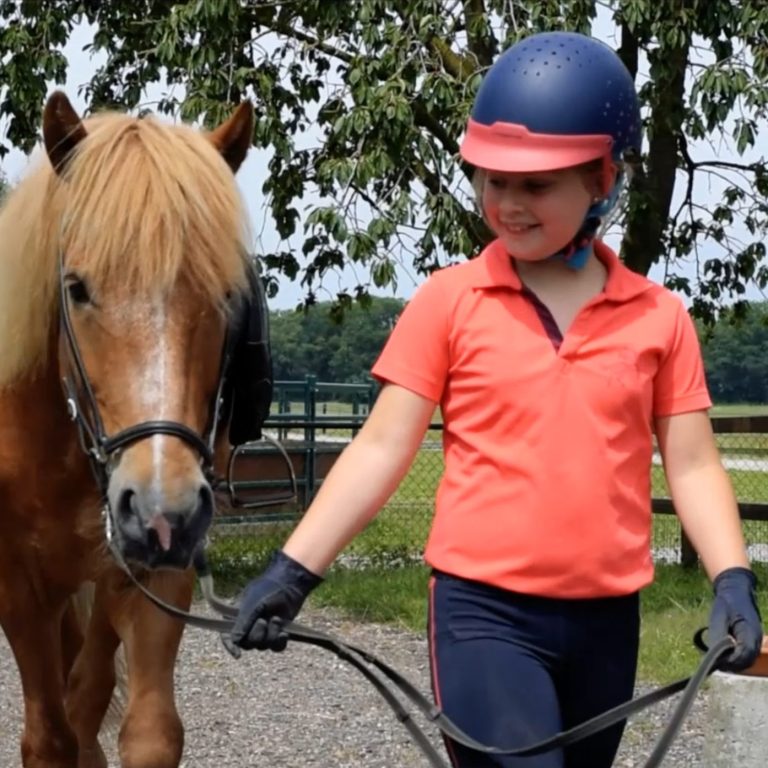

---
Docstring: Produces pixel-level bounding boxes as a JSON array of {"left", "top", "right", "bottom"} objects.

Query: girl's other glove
[{"left": 708, "top": 566, "right": 763, "bottom": 671}]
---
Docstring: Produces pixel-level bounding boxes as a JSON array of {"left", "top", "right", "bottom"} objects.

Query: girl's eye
[
  {"left": 487, "top": 176, "right": 507, "bottom": 189},
  {"left": 524, "top": 180, "right": 553, "bottom": 193}
]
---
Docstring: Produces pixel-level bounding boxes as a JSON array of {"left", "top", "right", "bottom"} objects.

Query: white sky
[{"left": 1, "top": 14, "right": 765, "bottom": 308}]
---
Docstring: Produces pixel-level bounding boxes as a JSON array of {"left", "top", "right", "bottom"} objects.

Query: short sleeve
[
  {"left": 653, "top": 298, "right": 712, "bottom": 417},
  {"left": 371, "top": 274, "right": 451, "bottom": 403}
]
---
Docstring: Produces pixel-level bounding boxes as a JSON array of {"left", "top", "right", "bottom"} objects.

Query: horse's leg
[
  {"left": 112, "top": 568, "right": 194, "bottom": 768},
  {"left": 61, "top": 598, "right": 85, "bottom": 681},
  {"left": 65, "top": 580, "right": 122, "bottom": 768},
  {"left": 0, "top": 595, "right": 79, "bottom": 768}
]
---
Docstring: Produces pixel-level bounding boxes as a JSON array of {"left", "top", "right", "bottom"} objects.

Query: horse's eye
[{"left": 67, "top": 279, "right": 91, "bottom": 305}]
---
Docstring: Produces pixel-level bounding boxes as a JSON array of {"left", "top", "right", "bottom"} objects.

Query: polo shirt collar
[{"left": 467, "top": 238, "right": 654, "bottom": 302}]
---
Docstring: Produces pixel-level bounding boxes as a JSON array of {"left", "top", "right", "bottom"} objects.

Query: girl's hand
[
  {"left": 708, "top": 567, "right": 763, "bottom": 671},
  {"left": 230, "top": 550, "right": 322, "bottom": 652}
]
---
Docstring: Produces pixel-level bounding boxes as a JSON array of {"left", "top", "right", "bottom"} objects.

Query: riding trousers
[{"left": 428, "top": 570, "right": 640, "bottom": 768}]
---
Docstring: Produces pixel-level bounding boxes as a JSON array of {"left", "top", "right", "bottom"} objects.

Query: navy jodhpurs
[{"left": 428, "top": 571, "right": 640, "bottom": 768}]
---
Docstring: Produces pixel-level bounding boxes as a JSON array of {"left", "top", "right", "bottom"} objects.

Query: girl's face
[{"left": 480, "top": 167, "right": 601, "bottom": 262}]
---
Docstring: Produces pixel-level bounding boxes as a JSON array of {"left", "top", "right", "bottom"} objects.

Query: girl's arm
[
  {"left": 655, "top": 410, "right": 749, "bottom": 578},
  {"left": 282, "top": 382, "right": 437, "bottom": 575}
]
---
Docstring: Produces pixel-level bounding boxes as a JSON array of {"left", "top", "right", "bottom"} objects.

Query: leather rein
[{"left": 107, "top": 541, "right": 733, "bottom": 768}]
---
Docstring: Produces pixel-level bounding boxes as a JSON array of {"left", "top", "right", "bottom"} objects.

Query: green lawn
[
  {"left": 710, "top": 404, "right": 768, "bottom": 416},
  {"left": 308, "top": 562, "right": 768, "bottom": 684}
]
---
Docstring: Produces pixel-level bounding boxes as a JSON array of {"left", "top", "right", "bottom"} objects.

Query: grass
[
  {"left": 312, "top": 562, "right": 768, "bottom": 684},
  {"left": 639, "top": 562, "right": 768, "bottom": 681},
  {"left": 713, "top": 434, "right": 768, "bottom": 456},
  {"left": 710, "top": 404, "right": 768, "bottom": 416}
]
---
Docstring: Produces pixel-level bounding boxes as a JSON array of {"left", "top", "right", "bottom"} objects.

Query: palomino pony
[{"left": 0, "top": 92, "right": 265, "bottom": 768}]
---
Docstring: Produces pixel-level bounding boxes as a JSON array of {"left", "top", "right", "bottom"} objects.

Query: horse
[{"left": 0, "top": 91, "right": 263, "bottom": 768}]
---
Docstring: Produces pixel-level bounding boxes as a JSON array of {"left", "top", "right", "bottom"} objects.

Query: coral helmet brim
[{"left": 460, "top": 118, "right": 613, "bottom": 173}]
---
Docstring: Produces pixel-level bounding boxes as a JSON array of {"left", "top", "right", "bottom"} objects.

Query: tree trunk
[{"left": 621, "top": 29, "right": 689, "bottom": 277}]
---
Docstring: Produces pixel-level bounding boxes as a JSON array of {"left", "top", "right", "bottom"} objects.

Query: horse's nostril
[
  {"left": 114, "top": 488, "right": 146, "bottom": 543},
  {"left": 117, "top": 488, "right": 134, "bottom": 522},
  {"left": 198, "top": 484, "right": 213, "bottom": 515},
  {"left": 116, "top": 488, "right": 143, "bottom": 521}
]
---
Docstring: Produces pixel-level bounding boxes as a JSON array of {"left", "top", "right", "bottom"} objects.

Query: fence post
[
  {"left": 304, "top": 375, "right": 317, "bottom": 507},
  {"left": 680, "top": 529, "right": 698, "bottom": 568},
  {"left": 277, "top": 383, "right": 289, "bottom": 441},
  {"left": 702, "top": 642, "right": 768, "bottom": 767}
]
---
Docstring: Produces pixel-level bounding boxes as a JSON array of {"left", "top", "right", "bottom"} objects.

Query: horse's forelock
[
  {"left": 60, "top": 112, "right": 248, "bottom": 298},
  {"left": 0, "top": 110, "right": 249, "bottom": 385}
]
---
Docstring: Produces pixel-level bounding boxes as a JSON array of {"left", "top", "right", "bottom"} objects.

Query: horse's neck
[{"left": 0, "top": 350, "right": 83, "bottom": 468}]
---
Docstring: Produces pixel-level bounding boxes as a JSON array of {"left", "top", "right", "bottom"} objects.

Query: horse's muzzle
[{"left": 109, "top": 483, "right": 214, "bottom": 569}]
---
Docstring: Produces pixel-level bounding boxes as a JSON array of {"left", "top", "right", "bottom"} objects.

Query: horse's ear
[
  {"left": 43, "top": 91, "right": 88, "bottom": 176},
  {"left": 208, "top": 101, "right": 254, "bottom": 173}
]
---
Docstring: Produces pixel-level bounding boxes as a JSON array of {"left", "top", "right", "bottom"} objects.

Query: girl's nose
[{"left": 499, "top": 191, "right": 525, "bottom": 212}]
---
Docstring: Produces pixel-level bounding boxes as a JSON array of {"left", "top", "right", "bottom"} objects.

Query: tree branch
[
  {"left": 462, "top": 0, "right": 497, "bottom": 67},
  {"left": 617, "top": 21, "right": 638, "bottom": 79},
  {"left": 691, "top": 159, "right": 760, "bottom": 172},
  {"left": 413, "top": 160, "right": 491, "bottom": 250},
  {"left": 412, "top": 101, "right": 461, "bottom": 156},
  {"left": 252, "top": 14, "right": 355, "bottom": 65},
  {"left": 253, "top": 10, "right": 467, "bottom": 161},
  {"left": 427, "top": 36, "right": 476, "bottom": 82}
]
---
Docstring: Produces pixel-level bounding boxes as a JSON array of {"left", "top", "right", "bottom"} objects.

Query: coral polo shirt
[{"left": 371, "top": 239, "right": 711, "bottom": 598}]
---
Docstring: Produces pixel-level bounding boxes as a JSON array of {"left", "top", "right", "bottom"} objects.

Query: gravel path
[{"left": 0, "top": 605, "right": 712, "bottom": 767}]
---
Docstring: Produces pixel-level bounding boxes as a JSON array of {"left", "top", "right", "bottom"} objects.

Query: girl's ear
[{"left": 596, "top": 161, "right": 619, "bottom": 198}]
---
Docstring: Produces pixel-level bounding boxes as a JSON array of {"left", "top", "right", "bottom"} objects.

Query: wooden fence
[{"left": 653, "top": 415, "right": 768, "bottom": 566}]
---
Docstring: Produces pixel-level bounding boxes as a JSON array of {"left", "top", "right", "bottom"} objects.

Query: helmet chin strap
[{"left": 553, "top": 174, "right": 625, "bottom": 270}]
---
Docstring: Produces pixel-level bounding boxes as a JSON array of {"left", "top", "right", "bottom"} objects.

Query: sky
[{"left": 1, "top": 12, "right": 765, "bottom": 309}]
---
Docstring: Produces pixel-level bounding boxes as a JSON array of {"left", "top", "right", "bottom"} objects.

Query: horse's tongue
[{"left": 147, "top": 514, "right": 172, "bottom": 551}]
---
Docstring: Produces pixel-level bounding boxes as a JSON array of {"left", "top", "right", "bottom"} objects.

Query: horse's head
[{"left": 42, "top": 92, "right": 257, "bottom": 569}]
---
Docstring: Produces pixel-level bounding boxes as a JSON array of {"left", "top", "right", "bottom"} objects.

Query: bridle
[
  {"left": 108, "top": 540, "right": 733, "bottom": 768},
  {"left": 58, "top": 252, "right": 298, "bottom": 512},
  {"left": 57, "top": 252, "right": 233, "bottom": 494}
]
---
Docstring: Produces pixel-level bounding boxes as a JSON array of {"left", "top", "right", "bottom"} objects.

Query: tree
[
  {"left": 1, "top": 1, "right": 767, "bottom": 320},
  {"left": 699, "top": 302, "right": 768, "bottom": 403},
  {"left": 269, "top": 297, "right": 404, "bottom": 382}
]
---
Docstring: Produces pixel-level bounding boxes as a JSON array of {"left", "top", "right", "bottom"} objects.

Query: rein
[{"left": 108, "top": 542, "right": 733, "bottom": 768}]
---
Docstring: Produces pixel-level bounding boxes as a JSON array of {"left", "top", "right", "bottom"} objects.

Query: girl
[{"left": 230, "top": 31, "right": 762, "bottom": 767}]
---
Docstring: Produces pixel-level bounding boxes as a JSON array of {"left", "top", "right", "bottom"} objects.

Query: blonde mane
[{"left": 0, "top": 109, "right": 250, "bottom": 387}]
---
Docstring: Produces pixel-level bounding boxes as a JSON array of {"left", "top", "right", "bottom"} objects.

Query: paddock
[{"left": 0, "top": 604, "right": 713, "bottom": 767}]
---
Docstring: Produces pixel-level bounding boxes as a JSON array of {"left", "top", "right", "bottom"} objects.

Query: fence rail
[{"left": 214, "top": 414, "right": 768, "bottom": 568}]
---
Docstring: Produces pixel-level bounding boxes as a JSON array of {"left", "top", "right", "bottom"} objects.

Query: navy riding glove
[
  {"left": 229, "top": 550, "right": 322, "bottom": 652},
  {"left": 708, "top": 567, "right": 763, "bottom": 672}
]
